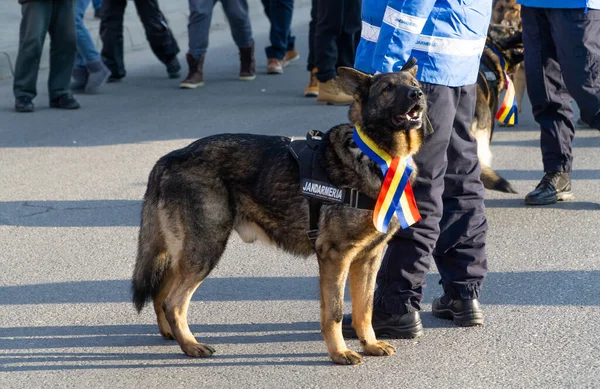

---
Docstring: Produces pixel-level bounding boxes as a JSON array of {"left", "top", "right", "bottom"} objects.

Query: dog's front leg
[
  {"left": 349, "top": 251, "right": 395, "bottom": 357},
  {"left": 317, "top": 254, "right": 363, "bottom": 365}
]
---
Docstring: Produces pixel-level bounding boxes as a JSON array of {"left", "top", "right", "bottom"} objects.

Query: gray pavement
[{"left": 1, "top": 5, "right": 600, "bottom": 389}]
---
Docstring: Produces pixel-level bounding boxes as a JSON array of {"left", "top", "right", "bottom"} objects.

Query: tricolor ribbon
[
  {"left": 353, "top": 125, "right": 421, "bottom": 232},
  {"left": 490, "top": 45, "right": 518, "bottom": 126}
]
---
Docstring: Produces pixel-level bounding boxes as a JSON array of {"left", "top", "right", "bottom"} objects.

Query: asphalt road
[{"left": 1, "top": 10, "right": 599, "bottom": 389}]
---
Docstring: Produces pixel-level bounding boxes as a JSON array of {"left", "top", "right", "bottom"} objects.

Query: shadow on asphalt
[
  {"left": 1, "top": 272, "right": 598, "bottom": 306},
  {"left": 1, "top": 195, "right": 598, "bottom": 227},
  {"left": 484, "top": 198, "right": 600, "bottom": 210}
]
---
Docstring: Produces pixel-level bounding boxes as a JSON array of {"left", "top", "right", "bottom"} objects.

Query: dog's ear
[
  {"left": 407, "top": 65, "right": 419, "bottom": 78},
  {"left": 401, "top": 57, "right": 419, "bottom": 78},
  {"left": 337, "top": 67, "right": 372, "bottom": 96}
]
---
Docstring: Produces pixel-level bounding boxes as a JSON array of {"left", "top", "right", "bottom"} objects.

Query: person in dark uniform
[
  {"left": 13, "top": 0, "right": 80, "bottom": 112},
  {"left": 343, "top": 0, "right": 492, "bottom": 339},
  {"left": 99, "top": 0, "right": 181, "bottom": 81},
  {"left": 517, "top": 0, "right": 600, "bottom": 205}
]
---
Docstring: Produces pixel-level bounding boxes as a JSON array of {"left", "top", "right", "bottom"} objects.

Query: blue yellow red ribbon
[
  {"left": 353, "top": 125, "right": 421, "bottom": 232},
  {"left": 489, "top": 45, "right": 518, "bottom": 126}
]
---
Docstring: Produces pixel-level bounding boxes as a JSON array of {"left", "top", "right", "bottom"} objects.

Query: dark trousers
[
  {"left": 313, "top": 0, "right": 361, "bottom": 82},
  {"left": 13, "top": 0, "right": 76, "bottom": 100},
  {"left": 260, "top": 0, "right": 295, "bottom": 59},
  {"left": 522, "top": 6, "right": 600, "bottom": 173},
  {"left": 375, "top": 83, "right": 488, "bottom": 315},
  {"left": 306, "top": 0, "right": 317, "bottom": 71},
  {"left": 99, "top": 0, "right": 180, "bottom": 78}
]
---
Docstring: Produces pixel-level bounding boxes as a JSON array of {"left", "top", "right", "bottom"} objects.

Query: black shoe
[
  {"left": 342, "top": 310, "right": 424, "bottom": 339},
  {"left": 432, "top": 294, "right": 484, "bottom": 327},
  {"left": 524, "top": 172, "right": 573, "bottom": 206},
  {"left": 49, "top": 94, "right": 80, "bottom": 110},
  {"left": 108, "top": 74, "right": 124, "bottom": 83},
  {"left": 166, "top": 56, "right": 181, "bottom": 79},
  {"left": 15, "top": 96, "right": 34, "bottom": 112}
]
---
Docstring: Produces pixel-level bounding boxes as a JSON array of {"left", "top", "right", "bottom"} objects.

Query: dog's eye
[{"left": 383, "top": 84, "right": 394, "bottom": 92}]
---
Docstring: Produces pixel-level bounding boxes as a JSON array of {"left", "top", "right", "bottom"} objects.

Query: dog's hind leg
[
  {"left": 153, "top": 265, "right": 176, "bottom": 339},
  {"left": 348, "top": 250, "right": 395, "bottom": 357},
  {"left": 162, "top": 190, "right": 233, "bottom": 358}
]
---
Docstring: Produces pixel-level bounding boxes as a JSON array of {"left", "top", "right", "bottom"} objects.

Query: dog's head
[
  {"left": 492, "top": 0, "right": 521, "bottom": 29},
  {"left": 337, "top": 66, "right": 428, "bottom": 158},
  {"left": 487, "top": 23, "right": 524, "bottom": 73}
]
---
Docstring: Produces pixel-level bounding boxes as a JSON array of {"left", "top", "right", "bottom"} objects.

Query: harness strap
[{"left": 289, "top": 131, "right": 376, "bottom": 242}]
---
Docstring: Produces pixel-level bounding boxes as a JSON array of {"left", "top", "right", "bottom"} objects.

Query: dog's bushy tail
[
  {"left": 481, "top": 165, "right": 518, "bottom": 194},
  {"left": 132, "top": 162, "right": 170, "bottom": 313}
]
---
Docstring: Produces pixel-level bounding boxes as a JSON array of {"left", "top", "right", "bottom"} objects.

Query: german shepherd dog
[
  {"left": 473, "top": 23, "right": 524, "bottom": 193},
  {"left": 132, "top": 67, "right": 427, "bottom": 365}
]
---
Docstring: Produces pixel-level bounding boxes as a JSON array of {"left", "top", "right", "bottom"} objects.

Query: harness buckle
[
  {"left": 306, "top": 229, "right": 319, "bottom": 241},
  {"left": 349, "top": 188, "right": 360, "bottom": 208}
]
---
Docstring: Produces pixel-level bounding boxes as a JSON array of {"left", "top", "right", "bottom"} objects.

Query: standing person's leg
[
  {"left": 13, "top": 0, "right": 52, "bottom": 111},
  {"left": 100, "top": 0, "right": 127, "bottom": 81},
  {"left": 92, "top": 0, "right": 103, "bottom": 18},
  {"left": 304, "top": 0, "right": 318, "bottom": 97},
  {"left": 134, "top": 0, "right": 181, "bottom": 78},
  {"left": 180, "top": 0, "right": 216, "bottom": 88},
  {"left": 548, "top": 8, "right": 600, "bottom": 131},
  {"left": 74, "top": 0, "right": 110, "bottom": 93},
  {"left": 521, "top": 6, "right": 575, "bottom": 205},
  {"left": 265, "top": 0, "right": 293, "bottom": 74},
  {"left": 432, "top": 84, "right": 487, "bottom": 326},
  {"left": 47, "top": 0, "right": 79, "bottom": 109},
  {"left": 314, "top": 0, "right": 352, "bottom": 105},
  {"left": 336, "top": 0, "right": 361, "bottom": 68},
  {"left": 221, "top": 0, "right": 256, "bottom": 81}
]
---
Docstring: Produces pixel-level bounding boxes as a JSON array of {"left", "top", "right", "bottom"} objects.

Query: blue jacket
[
  {"left": 354, "top": 0, "right": 492, "bottom": 87},
  {"left": 517, "top": 0, "right": 600, "bottom": 10}
]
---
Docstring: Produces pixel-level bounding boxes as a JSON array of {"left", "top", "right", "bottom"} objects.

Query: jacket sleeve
[{"left": 372, "top": 0, "right": 437, "bottom": 73}]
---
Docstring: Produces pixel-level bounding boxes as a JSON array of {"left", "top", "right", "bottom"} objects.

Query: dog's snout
[{"left": 408, "top": 88, "right": 423, "bottom": 100}]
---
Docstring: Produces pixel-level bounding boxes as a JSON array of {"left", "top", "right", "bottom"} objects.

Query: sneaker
[
  {"left": 180, "top": 53, "right": 205, "bottom": 89},
  {"left": 283, "top": 49, "right": 300, "bottom": 67},
  {"left": 166, "top": 56, "right": 181, "bottom": 79},
  {"left": 304, "top": 68, "right": 318, "bottom": 97},
  {"left": 15, "top": 96, "right": 34, "bottom": 113},
  {"left": 71, "top": 67, "right": 88, "bottom": 92},
  {"left": 432, "top": 294, "right": 484, "bottom": 327},
  {"left": 49, "top": 94, "right": 80, "bottom": 110},
  {"left": 84, "top": 60, "right": 110, "bottom": 94},
  {"left": 317, "top": 77, "right": 354, "bottom": 106},
  {"left": 524, "top": 172, "right": 573, "bottom": 206},
  {"left": 239, "top": 45, "right": 256, "bottom": 81},
  {"left": 266, "top": 58, "right": 284, "bottom": 74},
  {"left": 342, "top": 310, "right": 424, "bottom": 339}
]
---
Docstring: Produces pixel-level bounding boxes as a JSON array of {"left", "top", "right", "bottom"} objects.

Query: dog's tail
[
  {"left": 132, "top": 161, "right": 170, "bottom": 313},
  {"left": 481, "top": 165, "right": 518, "bottom": 194}
]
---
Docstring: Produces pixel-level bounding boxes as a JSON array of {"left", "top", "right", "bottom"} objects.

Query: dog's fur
[
  {"left": 473, "top": 23, "right": 524, "bottom": 193},
  {"left": 132, "top": 67, "right": 428, "bottom": 365},
  {"left": 492, "top": 0, "right": 526, "bottom": 112}
]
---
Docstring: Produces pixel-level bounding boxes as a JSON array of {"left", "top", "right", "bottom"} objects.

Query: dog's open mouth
[{"left": 393, "top": 104, "right": 424, "bottom": 128}]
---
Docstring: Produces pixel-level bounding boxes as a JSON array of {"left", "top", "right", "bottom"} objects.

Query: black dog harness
[{"left": 289, "top": 130, "right": 376, "bottom": 241}]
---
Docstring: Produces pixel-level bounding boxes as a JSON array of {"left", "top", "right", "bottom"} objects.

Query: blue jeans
[
  {"left": 261, "top": 0, "right": 295, "bottom": 59},
  {"left": 187, "top": 0, "right": 254, "bottom": 58},
  {"left": 75, "top": 0, "right": 101, "bottom": 68}
]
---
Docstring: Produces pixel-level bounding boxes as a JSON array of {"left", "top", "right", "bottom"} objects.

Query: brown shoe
[
  {"left": 266, "top": 58, "right": 284, "bottom": 74},
  {"left": 180, "top": 53, "right": 204, "bottom": 89},
  {"left": 317, "top": 77, "right": 354, "bottom": 105},
  {"left": 239, "top": 45, "right": 256, "bottom": 81},
  {"left": 304, "top": 68, "right": 318, "bottom": 97},
  {"left": 283, "top": 49, "right": 300, "bottom": 67}
]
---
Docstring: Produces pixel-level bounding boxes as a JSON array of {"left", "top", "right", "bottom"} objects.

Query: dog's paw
[
  {"left": 362, "top": 341, "right": 395, "bottom": 357},
  {"left": 181, "top": 342, "right": 216, "bottom": 358},
  {"left": 330, "top": 349, "right": 364, "bottom": 365}
]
